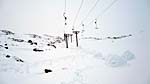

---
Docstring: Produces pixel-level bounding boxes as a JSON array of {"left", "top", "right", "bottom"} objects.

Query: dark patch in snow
[
  {"left": 44, "top": 69, "right": 52, "bottom": 73},
  {"left": 43, "top": 34, "right": 54, "bottom": 38},
  {"left": 43, "top": 34, "right": 64, "bottom": 43},
  {"left": 6, "top": 55, "right": 11, "bottom": 58},
  {"left": 47, "top": 44, "right": 56, "bottom": 48},
  {"left": 33, "top": 42, "right": 37, "bottom": 45},
  {"left": 55, "top": 37, "right": 64, "bottom": 43},
  {"left": 0, "top": 30, "right": 15, "bottom": 35},
  {"left": 51, "top": 45, "right": 56, "bottom": 48},
  {"left": 33, "top": 48, "right": 44, "bottom": 52},
  {"left": 27, "top": 40, "right": 32, "bottom": 43},
  {"left": 26, "top": 34, "right": 42, "bottom": 39},
  {"left": 8, "top": 37, "right": 25, "bottom": 42},
  {"left": 82, "top": 37, "right": 102, "bottom": 40},
  {"left": 27, "top": 40, "right": 37, "bottom": 45},
  {"left": 0, "top": 45, "right": 3, "bottom": 48},
  {"left": 47, "top": 43, "right": 51, "bottom": 46},
  {"left": 4, "top": 47, "right": 8, "bottom": 49},
  {"left": 13, "top": 56, "right": 24, "bottom": 62},
  {"left": 81, "top": 34, "right": 132, "bottom": 41},
  {"left": 107, "top": 34, "right": 132, "bottom": 39},
  {"left": 4, "top": 44, "right": 7, "bottom": 46},
  {"left": 2, "top": 43, "right": 9, "bottom": 49}
]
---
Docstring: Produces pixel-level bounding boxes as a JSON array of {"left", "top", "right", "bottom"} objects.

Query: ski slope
[{"left": 0, "top": 30, "right": 149, "bottom": 84}]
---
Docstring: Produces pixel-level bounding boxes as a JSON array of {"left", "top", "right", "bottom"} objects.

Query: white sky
[{"left": 0, "top": 0, "right": 149, "bottom": 36}]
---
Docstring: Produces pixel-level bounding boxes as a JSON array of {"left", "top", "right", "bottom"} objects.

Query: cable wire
[
  {"left": 64, "top": 0, "right": 66, "bottom": 12},
  {"left": 72, "top": 0, "right": 84, "bottom": 27},
  {"left": 77, "top": 0, "right": 101, "bottom": 29},
  {"left": 83, "top": 0, "right": 118, "bottom": 28}
]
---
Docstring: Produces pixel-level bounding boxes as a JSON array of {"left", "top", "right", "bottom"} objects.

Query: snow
[
  {"left": 122, "top": 50, "right": 135, "bottom": 61},
  {"left": 0, "top": 30, "right": 149, "bottom": 84}
]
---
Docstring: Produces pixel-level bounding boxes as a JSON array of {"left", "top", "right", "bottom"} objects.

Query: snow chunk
[
  {"left": 121, "top": 50, "right": 135, "bottom": 61},
  {"left": 105, "top": 51, "right": 135, "bottom": 67},
  {"left": 105, "top": 55, "right": 127, "bottom": 67}
]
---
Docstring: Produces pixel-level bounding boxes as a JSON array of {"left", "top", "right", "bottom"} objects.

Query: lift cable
[
  {"left": 77, "top": 0, "right": 101, "bottom": 28},
  {"left": 85, "top": 0, "right": 118, "bottom": 27},
  {"left": 64, "top": 0, "right": 67, "bottom": 12},
  {"left": 72, "top": 0, "right": 85, "bottom": 30}
]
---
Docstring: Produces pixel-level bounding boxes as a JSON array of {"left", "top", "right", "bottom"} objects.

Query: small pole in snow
[
  {"left": 64, "top": 33, "right": 69, "bottom": 48},
  {"left": 64, "top": 33, "right": 66, "bottom": 40},
  {"left": 73, "top": 31, "right": 80, "bottom": 47},
  {"left": 70, "top": 34, "right": 73, "bottom": 43}
]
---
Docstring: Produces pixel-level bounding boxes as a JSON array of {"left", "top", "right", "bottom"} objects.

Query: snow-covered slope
[{"left": 0, "top": 30, "right": 149, "bottom": 84}]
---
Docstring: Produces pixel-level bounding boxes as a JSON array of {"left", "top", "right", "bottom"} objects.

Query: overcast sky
[
  {"left": 0, "top": 0, "right": 149, "bottom": 36},
  {"left": 0, "top": 0, "right": 149, "bottom": 82}
]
